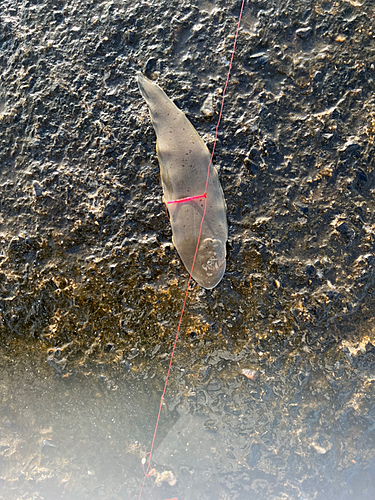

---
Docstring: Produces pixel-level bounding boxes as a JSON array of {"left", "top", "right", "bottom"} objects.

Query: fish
[{"left": 137, "top": 72, "right": 228, "bottom": 289}]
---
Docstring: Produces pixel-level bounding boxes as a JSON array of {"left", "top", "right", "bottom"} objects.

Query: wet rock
[
  {"left": 32, "top": 181, "right": 43, "bottom": 197},
  {"left": 247, "top": 443, "right": 261, "bottom": 467},
  {"left": 104, "top": 343, "right": 114, "bottom": 353},
  {"left": 144, "top": 57, "right": 158, "bottom": 77},
  {"left": 296, "top": 27, "right": 312, "bottom": 39},
  {"left": 206, "top": 377, "right": 222, "bottom": 391},
  {"left": 248, "top": 52, "right": 268, "bottom": 66},
  {"left": 0, "top": 0, "right": 374, "bottom": 498},
  {"left": 46, "top": 355, "right": 67, "bottom": 374},
  {"left": 200, "top": 93, "right": 215, "bottom": 118}
]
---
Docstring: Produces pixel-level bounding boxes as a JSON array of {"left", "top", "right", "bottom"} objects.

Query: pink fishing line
[
  {"left": 138, "top": 1, "right": 245, "bottom": 498},
  {"left": 166, "top": 192, "right": 206, "bottom": 204}
]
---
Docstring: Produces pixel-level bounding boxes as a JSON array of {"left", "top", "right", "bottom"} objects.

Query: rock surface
[{"left": 0, "top": 0, "right": 374, "bottom": 499}]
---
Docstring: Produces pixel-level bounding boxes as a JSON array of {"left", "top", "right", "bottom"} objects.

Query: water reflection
[{"left": 1, "top": 344, "right": 374, "bottom": 499}]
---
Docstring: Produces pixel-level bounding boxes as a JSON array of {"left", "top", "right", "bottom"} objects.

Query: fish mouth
[{"left": 137, "top": 72, "right": 154, "bottom": 102}]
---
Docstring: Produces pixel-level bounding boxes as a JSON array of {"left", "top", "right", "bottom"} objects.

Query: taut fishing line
[{"left": 138, "top": 1, "right": 245, "bottom": 498}]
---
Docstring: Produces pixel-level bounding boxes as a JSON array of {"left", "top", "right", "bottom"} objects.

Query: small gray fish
[{"left": 137, "top": 73, "right": 228, "bottom": 289}]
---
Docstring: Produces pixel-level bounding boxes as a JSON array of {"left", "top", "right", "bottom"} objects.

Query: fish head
[
  {"left": 194, "top": 237, "right": 226, "bottom": 289},
  {"left": 137, "top": 72, "right": 155, "bottom": 102}
]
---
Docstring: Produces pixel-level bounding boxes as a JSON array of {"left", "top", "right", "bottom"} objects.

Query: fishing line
[
  {"left": 166, "top": 192, "right": 206, "bottom": 205},
  {"left": 138, "top": 1, "right": 245, "bottom": 498}
]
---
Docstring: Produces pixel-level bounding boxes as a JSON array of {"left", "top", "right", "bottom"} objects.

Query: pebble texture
[{"left": 0, "top": 0, "right": 374, "bottom": 499}]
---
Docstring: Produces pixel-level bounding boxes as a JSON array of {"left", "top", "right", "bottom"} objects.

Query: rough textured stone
[{"left": 0, "top": 0, "right": 374, "bottom": 499}]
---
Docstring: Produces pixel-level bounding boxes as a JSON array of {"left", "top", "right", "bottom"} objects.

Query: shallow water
[{"left": 1, "top": 333, "right": 374, "bottom": 499}]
